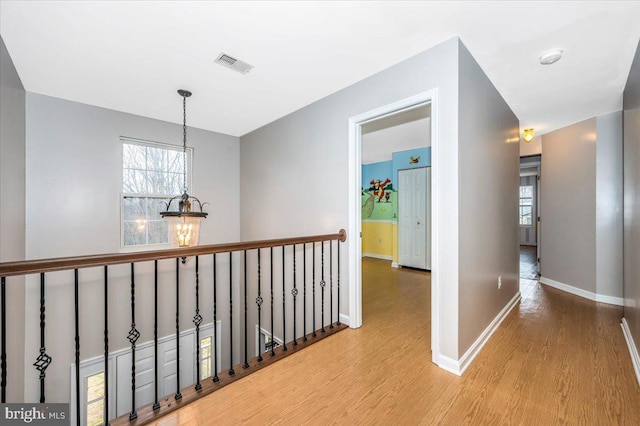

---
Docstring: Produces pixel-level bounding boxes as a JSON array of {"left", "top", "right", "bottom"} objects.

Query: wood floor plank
[{"left": 146, "top": 256, "right": 640, "bottom": 425}]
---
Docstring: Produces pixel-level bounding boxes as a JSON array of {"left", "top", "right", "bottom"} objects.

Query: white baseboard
[
  {"left": 391, "top": 262, "right": 399, "bottom": 268},
  {"left": 435, "top": 291, "right": 521, "bottom": 376},
  {"left": 339, "top": 313, "right": 350, "bottom": 327},
  {"left": 621, "top": 318, "right": 640, "bottom": 388},
  {"left": 539, "top": 277, "right": 624, "bottom": 306},
  {"left": 362, "top": 253, "right": 393, "bottom": 261}
]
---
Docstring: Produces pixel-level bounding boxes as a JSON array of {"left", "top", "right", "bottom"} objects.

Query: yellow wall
[{"left": 362, "top": 221, "right": 395, "bottom": 259}]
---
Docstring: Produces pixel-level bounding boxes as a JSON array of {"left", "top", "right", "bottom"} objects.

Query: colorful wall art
[{"left": 362, "top": 147, "right": 431, "bottom": 261}]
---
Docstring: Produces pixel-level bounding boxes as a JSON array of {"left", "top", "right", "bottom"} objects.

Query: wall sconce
[{"left": 523, "top": 128, "right": 535, "bottom": 143}]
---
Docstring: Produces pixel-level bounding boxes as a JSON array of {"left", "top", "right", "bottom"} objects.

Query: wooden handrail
[{"left": 0, "top": 229, "right": 346, "bottom": 278}]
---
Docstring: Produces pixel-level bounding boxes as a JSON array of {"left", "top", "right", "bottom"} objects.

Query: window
[
  {"left": 86, "top": 372, "right": 105, "bottom": 426},
  {"left": 519, "top": 185, "right": 533, "bottom": 226},
  {"left": 200, "top": 336, "right": 212, "bottom": 380},
  {"left": 122, "top": 139, "right": 191, "bottom": 247}
]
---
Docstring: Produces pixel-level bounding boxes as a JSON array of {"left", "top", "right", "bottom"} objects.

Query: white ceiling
[{"left": 2, "top": 1, "right": 639, "bottom": 137}]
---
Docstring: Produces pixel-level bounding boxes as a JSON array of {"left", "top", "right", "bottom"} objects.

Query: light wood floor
[{"left": 150, "top": 257, "right": 640, "bottom": 425}]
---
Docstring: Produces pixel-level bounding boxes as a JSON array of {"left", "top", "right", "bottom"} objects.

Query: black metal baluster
[
  {"left": 270, "top": 247, "right": 275, "bottom": 357},
  {"left": 194, "top": 256, "right": 202, "bottom": 391},
  {"left": 74, "top": 269, "right": 80, "bottom": 426},
  {"left": 243, "top": 251, "right": 249, "bottom": 369},
  {"left": 1, "top": 276, "right": 5, "bottom": 403},
  {"left": 282, "top": 245, "right": 287, "bottom": 352},
  {"left": 104, "top": 266, "right": 110, "bottom": 420},
  {"left": 128, "top": 263, "right": 140, "bottom": 421},
  {"left": 292, "top": 245, "right": 298, "bottom": 346},
  {"left": 337, "top": 242, "right": 341, "bottom": 325},
  {"left": 34, "top": 273, "right": 51, "bottom": 403},
  {"left": 303, "top": 244, "right": 307, "bottom": 342},
  {"left": 212, "top": 254, "right": 219, "bottom": 382},
  {"left": 320, "top": 241, "right": 326, "bottom": 333},
  {"left": 153, "top": 261, "right": 160, "bottom": 410},
  {"left": 229, "top": 252, "right": 235, "bottom": 376},
  {"left": 256, "top": 249, "right": 263, "bottom": 362},
  {"left": 330, "top": 242, "right": 334, "bottom": 329},
  {"left": 175, "top": 258, "right": 182, "bottom": 400},
  {"left": 312, "top": 243, "right": 316, "bottom": 337}
]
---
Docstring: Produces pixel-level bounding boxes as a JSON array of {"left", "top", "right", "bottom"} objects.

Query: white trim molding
[
  {"left": 339, "top": 313, "right": 350, "bottom": 326},
  {"left": 621, "top": 318, "right": 640, "bottom": 387},
  {"left": 539, "top": 276, "right": 624, "bottom": 306},
  {"left": 348, "top": 89, "right": 439, "bottom": 359},
  {"left": 362, "top": 253, "right": 393, "bottom": 261},
  {"left": 435, "top": 291, "right": 521, "bottom": 376}
]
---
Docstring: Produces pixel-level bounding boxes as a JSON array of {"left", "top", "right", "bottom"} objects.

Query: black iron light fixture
[{"left": 160, "top": 89, "right": 208, "bottom": 247}]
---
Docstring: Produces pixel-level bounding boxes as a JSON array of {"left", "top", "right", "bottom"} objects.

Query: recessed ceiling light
[{"left": 540, "top": 49, "right": 563, "bottom": 65}]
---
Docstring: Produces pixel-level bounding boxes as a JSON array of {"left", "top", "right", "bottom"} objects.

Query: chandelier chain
[{"left": 182, "top": 94, "right": 187, "bottom": 193}]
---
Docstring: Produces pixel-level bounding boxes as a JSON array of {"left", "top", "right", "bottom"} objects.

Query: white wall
[
  {"left": 23, "top": 93, "right": 241, "bottom": 402},
  {"left": 0, "top": 35, "right": 26, "bottom": 403}
]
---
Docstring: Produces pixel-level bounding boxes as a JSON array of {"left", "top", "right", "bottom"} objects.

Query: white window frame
[
  {"left": 519, "top": 184, "right": 534, "bottom": 227},
  {"left": 120, "top": 137, "right": 193, "bottom": 250}
]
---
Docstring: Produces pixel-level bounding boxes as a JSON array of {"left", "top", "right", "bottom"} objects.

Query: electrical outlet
[{"left": 498, "top": 275, "right": 502, "bottom": 289}]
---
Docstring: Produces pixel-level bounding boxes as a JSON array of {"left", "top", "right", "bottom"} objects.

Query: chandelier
[{"left": 160, "top": 89, "right": 208, "bottom": 247}]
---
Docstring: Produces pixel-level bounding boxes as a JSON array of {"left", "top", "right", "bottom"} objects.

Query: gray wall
[
  {"left": 241, "top": 37, "right": 521, "bottom": 364},
  {"left": 540, "top": 113, "right": 624, "bottom": 301},
  {"left": 23, "top": 93, "right": 241, "bottom": 402},
  {"left": 541, "top": 118, "right": 597, "bottom": 292},
  {"left": 623, "top": 40, "right": 640, "bottom": 369},
  {"left": 0, "top": 36, "right": 26, "bottom": 402},
  {"left": 457, "top": 42, "right": 520, "bottom": 357},
  {"left": 241, "top": 37, "right": 462, "bottom": 360},
  {"left": 595, "top": 111, "right": 623, "bottom": 299}
]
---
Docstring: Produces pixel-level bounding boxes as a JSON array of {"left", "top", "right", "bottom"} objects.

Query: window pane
[
  {"left": 87, "top": 372, "right": 105, "bottom": 401},
  {"left": 123, "top": 197, "right": 146, "bottom": 221},
  {"left": 519, "top": 185, "right": 533, "bottom": 198},
  {"left": 520, "top": 198, "right": 532, "bottom": 206},
  {"left": 87, "top": 400, "right": 104, "bottom": 426},
  {"left": 200, "top": 337, "right": 212, "bottom": 380},
  {"left": 146, "top": 146, "right": 168, "bottom": 171},
  {"left": 519, "top": 206, "right": 533, "bottom": 226},
  {"left": 166, "top": 150, "right": 185, "bottom": 175},
  {"left": 123, "top": 168, "right": 149, "bottom": 194},
  {"left": 124, "top": 221, "right": 147, "bottom": 246},
  {"left": 123, "top": 141, "right": 190, "bottom": 246},
  {"left": 123, "top": 144, "right": 146, "bottom": 171},
  {"left": 148, "top": 220, "right": 169, "bottom": 245}
]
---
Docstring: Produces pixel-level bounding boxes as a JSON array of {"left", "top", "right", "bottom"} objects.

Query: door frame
[{"left": 347, "top": 89, "right": 440, "bottom": 363}]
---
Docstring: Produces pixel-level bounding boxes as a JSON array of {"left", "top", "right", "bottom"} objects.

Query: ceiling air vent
[{"left": 214, "top": 52, "right": 254, "bottom": 74}]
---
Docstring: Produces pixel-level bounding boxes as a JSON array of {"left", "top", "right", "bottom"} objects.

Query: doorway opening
[
  {"left": 348, "top": 89, "right": 440, "bottom": 364},
  {"left": 361, "top": 105, "right": 431, "bottom": 270},
  {"left": 519, "top": 154, "right": 541, "bottom": 297}
]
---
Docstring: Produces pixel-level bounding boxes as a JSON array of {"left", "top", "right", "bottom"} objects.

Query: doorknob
[{"left": 417, "top": 221, "right": 421, "bottom": 226}]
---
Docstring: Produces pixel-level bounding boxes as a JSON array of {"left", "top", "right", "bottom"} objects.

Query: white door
[
  {"left": 116, "top": 334, "right": 194, "bottom": 416},
  {"left": 398, "top": 167, "right": 431, "bottom": 269}
]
